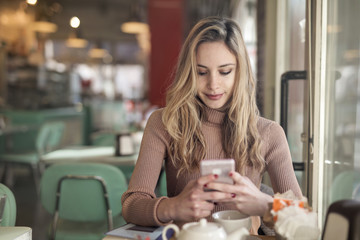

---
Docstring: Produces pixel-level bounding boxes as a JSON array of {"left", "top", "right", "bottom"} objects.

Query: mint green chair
[
  {"left": 330, "top": 170, "right": 360, "bottom": 203},
  {"left": 158, "top": 171, "right": 167, "bottom": 197},
  {"left": 40, "top": 163, "right": 127, "bottom": 240},
  {"left": 0, "top": 183, "right": 16, "bottom": 226},
  {"left": 91, "top": 133, "right": 115, "bottom": 146},
  {"left": 1, "top": 121, "right": 65, "bottom": 193}
]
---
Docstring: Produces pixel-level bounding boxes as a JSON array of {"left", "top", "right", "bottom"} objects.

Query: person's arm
[
  {"left": 121, "top": 109, "right": 170, "bottom": 226},
  {"left": 206, "top": 171, "right": 274, "bottom": 217},
  {"left": 265, "top": 122, "right": 302, "bottom": 198},
  {"left": 205, "top": 120, "right": 302, "bottom": 217}
]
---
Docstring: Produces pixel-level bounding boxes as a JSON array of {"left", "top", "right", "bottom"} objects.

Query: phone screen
[{"left": 200, "top": 159, "right": 235, "bottom": 185}]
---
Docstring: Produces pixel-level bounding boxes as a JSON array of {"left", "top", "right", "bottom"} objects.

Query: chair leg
[
  {"left": 0, "top": 162, "right": 5, "bottom": 183},
  {"left": 3, "top": 163, "right": 15, "bottom": 189},
  {"left": 38, "top": 161, "right": 46, "bottom": 175},
  {"left": 30, "top": 164, "right": 41, "bottom": 196}
]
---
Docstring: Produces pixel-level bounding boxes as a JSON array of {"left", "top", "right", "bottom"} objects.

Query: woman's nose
[{"left": 207, "top": 73, "right": 220, "bottom": 90}]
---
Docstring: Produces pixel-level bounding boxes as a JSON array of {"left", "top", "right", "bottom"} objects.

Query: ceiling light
[
  {"left": 31, "top": 1, "right": 60, "bottom": 33},
  {"left": 121, "top": 1, "right": 148, "bottom": 34},
  {"left": 89, "top": 48, "right": 108, "bottom": 58},
  {"left": 70, "top": 16, "right": 80, "bottom": 28},
  {"left": 27, "top": 0, "right": 37, "bottom": 5},
  {"left": 88, "top": 41, "right": 111, "bottom": 60},
  {"left": 31, "top": 21, "right": 58, "bottom": 33},
  {"left": 65, "top": 30, "right": 88, "bottom": 48},
  {"left": 66, "top": 38, "right": 88, "bottom": 48},
  {"left": 121, "top": 21, "right": 149, "bottom": 34}
]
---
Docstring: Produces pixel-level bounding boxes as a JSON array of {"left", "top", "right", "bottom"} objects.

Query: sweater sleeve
[
  {"left": 121, "top": 109, "right": 171, "bottom": 226},
  {"left": 264, "top": 121, "right": 303, "bottom": 199}
]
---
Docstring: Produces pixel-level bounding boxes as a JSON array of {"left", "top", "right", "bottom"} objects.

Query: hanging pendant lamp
[
  {"left": 30, "top": 0, "right": 60, "bottom": 33},
  {"left": 121, "top": 1, "right": 149, "bottom": 34}
]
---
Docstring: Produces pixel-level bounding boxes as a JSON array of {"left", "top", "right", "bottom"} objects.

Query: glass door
[
  {"left": 277, "top": 0, "right": 360, "bottom": 227},
  {"left": 312, "top": 0, "right": 360, "bottom": 225}
]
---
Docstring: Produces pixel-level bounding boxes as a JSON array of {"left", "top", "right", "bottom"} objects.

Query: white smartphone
[{"left": 200, "top": 159, "right": 235, "bottom": 185}]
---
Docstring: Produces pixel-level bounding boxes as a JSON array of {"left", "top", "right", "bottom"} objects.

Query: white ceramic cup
[{"left": 212, "top": 210, "right": 252, "bottom": 234}]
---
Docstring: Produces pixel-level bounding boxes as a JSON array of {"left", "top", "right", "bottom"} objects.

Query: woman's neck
[{"left": 204, "top": 106, "right": 226, "bottom": 125}]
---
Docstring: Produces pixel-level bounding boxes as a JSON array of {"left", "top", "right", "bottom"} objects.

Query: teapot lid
[{"left": 186, "top": 218, "right": 222, "bottom": 233}]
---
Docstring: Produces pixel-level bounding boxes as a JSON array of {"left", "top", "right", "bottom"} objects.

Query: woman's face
[{"left": 196, "top": 41, "right": 236, "bottom": 110}]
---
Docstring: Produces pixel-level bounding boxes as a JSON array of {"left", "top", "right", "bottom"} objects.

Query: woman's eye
[
  {"left": 197, "top": 71, "right": 207, "bottom": 76},
  {"left": 220, "top": 70, "right": 232, "bottom": 75}
]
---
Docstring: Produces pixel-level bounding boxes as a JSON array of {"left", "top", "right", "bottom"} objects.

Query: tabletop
[
  {"left": 40, "top": 146, "right": 138, "bottom": 167},
  {"left": 0, "top": 125, "right": 34, "bottom": 136},
  {"left": 102, "top": 235, "right": 275, "bottom": 240},
  {"left": 0, "top": 227, "right": 32, "bottom": 240}
]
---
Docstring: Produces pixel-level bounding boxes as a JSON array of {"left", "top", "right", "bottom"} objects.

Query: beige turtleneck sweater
[{"left": 121, "top": 107, "right": 302, "bottom": 232}]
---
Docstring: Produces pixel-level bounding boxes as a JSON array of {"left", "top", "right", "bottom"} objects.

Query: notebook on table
[{"left": 106, "top": 223, "right": 174, "bottom": 240}]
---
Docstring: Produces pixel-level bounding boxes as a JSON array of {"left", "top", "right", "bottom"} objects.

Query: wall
[
  {"left": 263, "top": 1, "right": 277, "bottom": 121},
  {"left": 148, "top": 0, "right": 184, "bottom": 107}
]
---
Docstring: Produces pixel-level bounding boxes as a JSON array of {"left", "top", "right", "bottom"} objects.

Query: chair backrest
[
  {"left": 158, "top": 171, "right": 167, "bottom": 197},
  {"left": 330, "top": 170, "right": 360, "bottom": 203},
  {"left": 260, "top": 183, "right": 274, "bottom": 196},
  {"left": 40, "top": 163, "right": 127, "bottom": 224},
  {"left": 0, "top": 183, "right": 17, "bottom": 226},
  {"left": 36, "top": 121, "right": 65, "bottom": 155},
  {"left": 322, "top": 199, "right": 360, "bottom": 240}
]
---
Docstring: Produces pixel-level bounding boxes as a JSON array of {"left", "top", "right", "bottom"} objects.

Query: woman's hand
[
  {"left": 157, "top": 174, "right": 233, "bottom": 223},
  {"left": 206, "top": 171, "right": 273, "bottom": 216}
]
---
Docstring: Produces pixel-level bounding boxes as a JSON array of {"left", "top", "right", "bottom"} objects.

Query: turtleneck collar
[{"left": 204, "top": 106, "right": 226, "bottom": 125}]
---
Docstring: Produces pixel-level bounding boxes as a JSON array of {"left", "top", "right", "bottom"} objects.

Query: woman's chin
[{"left": 204, "top": 102, "right": 226, "bottom": 110}]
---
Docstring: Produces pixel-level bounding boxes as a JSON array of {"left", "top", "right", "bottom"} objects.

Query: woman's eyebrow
[
  {"left": 218, "top": 63, "right": 236, "bottom": 68},
  {"left": 197, "top": 64, "right": 208, "bottom": 68},
  {"left": 197, "top": 63, "right": 236, "bottom": 68}
]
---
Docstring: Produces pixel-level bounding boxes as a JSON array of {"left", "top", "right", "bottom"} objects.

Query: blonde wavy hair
[{"left": 162, "top": 16, "right": 264, "bottom": 176}]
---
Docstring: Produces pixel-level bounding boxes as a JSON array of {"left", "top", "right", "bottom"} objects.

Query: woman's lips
[{"left": 206, "top": 93, "right": 223, "bottom": 100}]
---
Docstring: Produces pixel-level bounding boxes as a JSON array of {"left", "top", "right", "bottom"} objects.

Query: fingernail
[
  {"left": 214, "top": 174, "right": 218, "bottom": 179},
  {"left": 229, "top": 172, "right": 233, "bottom": 177},
  {"left": 231, "top": 193, "right": 236, "bottom": 198},
  {"left": 204, "top": 184, "right": 208, "bottom": 188}
]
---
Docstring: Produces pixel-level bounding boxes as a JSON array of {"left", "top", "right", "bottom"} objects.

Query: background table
[
  {"left": 40, "top": 146, "right": 137, "bottom": 166},
  {"left": 40, "top": 146, "right": 138, "bottom": 181},
  {"left": 0, "top": 227, "right": 32, "bottom": 240}
]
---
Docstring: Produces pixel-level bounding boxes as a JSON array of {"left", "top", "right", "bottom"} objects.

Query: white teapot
[{"left": 161, "top": 218, "right": 249, "bottom": 240}]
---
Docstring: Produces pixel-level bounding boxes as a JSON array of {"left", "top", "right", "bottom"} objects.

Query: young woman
[{"left": 121, "top": 16, "right": 302, "bottom": 234}]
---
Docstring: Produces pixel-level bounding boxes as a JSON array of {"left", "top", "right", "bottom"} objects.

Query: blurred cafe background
[{"left": 0, "top": 0, "right": 359, "bottom": 239}]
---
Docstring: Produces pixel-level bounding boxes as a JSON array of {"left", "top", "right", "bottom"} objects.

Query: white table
[
  {"left": 0, "top": 227, "right": 32, "bottom": 240},
  {"left": 40, "top": 146, "right": 138, "bottom": 167},
  {"left": 101, "top": 234, "right": 273, "bottom": 240}
]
